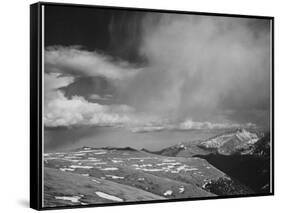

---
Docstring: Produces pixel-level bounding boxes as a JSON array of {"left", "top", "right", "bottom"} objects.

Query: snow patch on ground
[
  {"left": 137, "top": 168, "right": 164, "bottom": 172},
  {"left": 105, "top": 175, "right": 124, "bottom": 179},
  {"left": 69, "top": 165, "right": 93, "bottom": 169},
  {"left": 78, "top": 150, "right": 94, "bottom": 153},
  {"left": 157, "top": 162, "right": 181, "bottom": 166},
  {"left": 100, "top": 167, "right": 119, "bottom": 171},
  {"left": 92, "top": 162, "right": 107, "bottom": 165},
  {"left": 112, "top": 160, "right": 123, "bottom": 163},
  {"left": 91, "top": 179, "right": 101, "bottom": 183},
  {"left": 73, "top": 153, "right": 86, "bottom": 156},
  {"left": 163, "top": 190, "right": 173, "bottom": 196},
  {"left": 55, "top": 196, "right": 81, "bottom": 203},
  {"left": 179, "top": 186, "right": 185, "bottom": 193},
  {"left": 94, "top": 152, "right": 107, "bottom": 155},
  {"left": 59, "top": 168, "right": 75, "bottom": 172},
  {"left": 176, "top": 165, "right": 198, "bottom": 172},
  {"left": 95, "top": 192, "right": 123, "bottom": 202},
  {"left": 83, "top": 147, "right": 91, "bottom": 150}
]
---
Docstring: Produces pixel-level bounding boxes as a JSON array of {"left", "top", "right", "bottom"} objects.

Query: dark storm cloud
[
  {"left": 45, "top": 5, "right": 145, "bottom": 63},
  {"left": 108, "top": 10, "right": 146, "bottom": 63},
  {"left": 60, "top": 76, "right": 116, "bottom": 104}
]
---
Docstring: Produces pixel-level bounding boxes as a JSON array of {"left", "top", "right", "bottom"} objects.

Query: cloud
[
  {"left": 44, "top": 93, "right": 133, "bottom": 127},
  {"left": 43, "top": 72, "right": 168, "bottom": 128},
  {"left": 44, "top": 72, "right": 74, "bottom": 103},
  {"left": 45, "top": 46, "right": 141, "bottom": 80},
  {"left": 117, "top": 14, "right": 271, "bottom": 127},
  {"left": 43, "top": 47, "right": 142, "bottom": 128},
  {"left": 130, "top": 119, "right": 256, "bottom": 133},
  {"left": 88, "top": 94, "right": 112, "bottom": 101},
  {"left": 44, "top": 72, "right": 135, "bottom": 127},
  {"left": 178, "top": 119, "right": 255, "bottom": 130},
  {"left": 44, "top": 15, "right": 271, "bottom": 129}
]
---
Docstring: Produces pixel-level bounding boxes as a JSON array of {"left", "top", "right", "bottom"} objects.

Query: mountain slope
[
  {"left": 143, "top": 141, "right": 213, "bottom": 158},
  {"left": 142, "top": 129, "right": 270, "bottom": 194},
  {"left": 252, "top": 133, "right": 270, "bottom": 157},
  {"left": 195, "top": 132, "right": 271, "bottom": 193},
  {"left": 44, "top": 147, "right": 224, "bottom": 206},
  {"left": 148, "top": 129, "right": 262, "bottom": 158},
  {"left": 44, "top": 167, "right": 166, "bottom": 207}
]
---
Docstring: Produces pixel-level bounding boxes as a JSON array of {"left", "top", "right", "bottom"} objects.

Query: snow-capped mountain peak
[{"left": 199, "top": 129, "right": 259, "bottom": 151}]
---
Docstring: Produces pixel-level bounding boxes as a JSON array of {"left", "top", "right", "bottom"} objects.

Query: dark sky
[
  {"left": 43, "top": 4, "right": 272, "bottom": 151},
  {"left": 45, "top": 5, "right": 144, "bottom": 63}
]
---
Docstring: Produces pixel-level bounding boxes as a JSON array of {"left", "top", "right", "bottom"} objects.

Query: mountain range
[{"left": 44, "top": 128, "right": 271, "bottom": 207}]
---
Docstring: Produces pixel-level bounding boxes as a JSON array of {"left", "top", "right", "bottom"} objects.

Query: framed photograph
[{"left": 30, "top": 2, "right": 274, "bottom": 210}]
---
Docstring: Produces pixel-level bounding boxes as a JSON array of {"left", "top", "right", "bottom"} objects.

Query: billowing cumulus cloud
[
  {"left": 45, "top": 46, "right": 141, "bottom": 80},
  {"left": 44, "top": 73, "right": 134, "bottom": 127},
  {"left": 44, "top": 92, "right": 133, "bottom": 127}
]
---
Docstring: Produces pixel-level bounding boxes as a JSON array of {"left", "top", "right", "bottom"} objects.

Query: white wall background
[{"left": 0, "top": 0, "right": 279, "bottom": 212}]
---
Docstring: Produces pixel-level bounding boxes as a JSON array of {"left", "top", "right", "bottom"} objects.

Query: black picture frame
[{"left": 30, "top": 2, "right": 274, "bottom": 210}]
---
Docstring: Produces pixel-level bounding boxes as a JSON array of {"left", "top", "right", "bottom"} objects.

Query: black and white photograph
[{"left": 31, "top": 2, "right": 273, "bottom": 209}]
